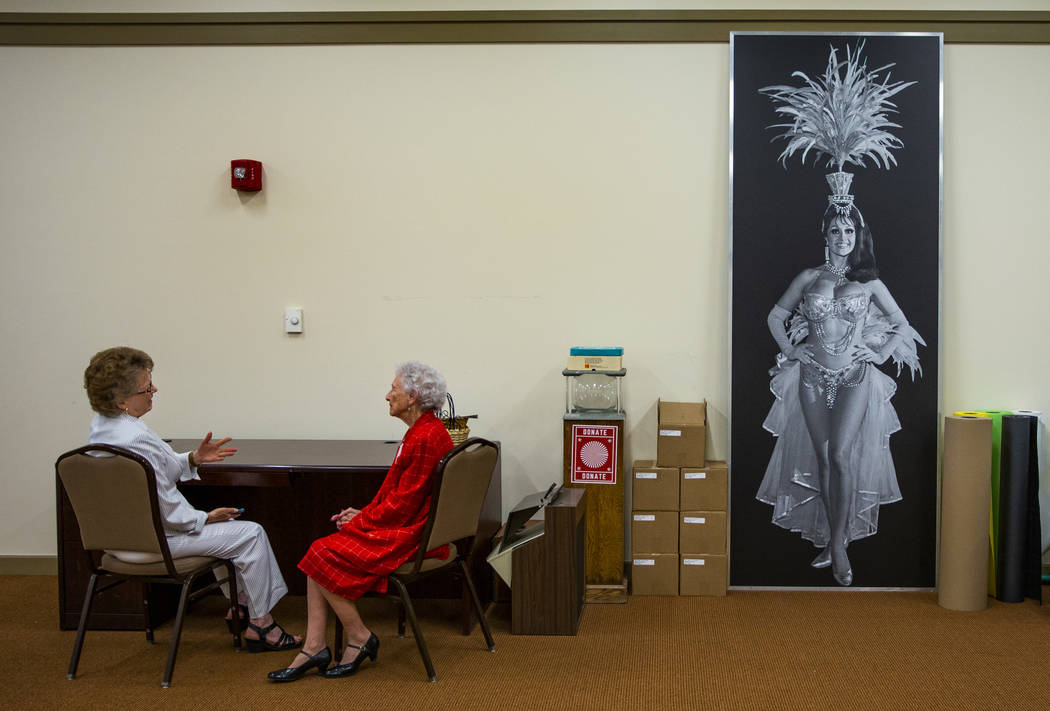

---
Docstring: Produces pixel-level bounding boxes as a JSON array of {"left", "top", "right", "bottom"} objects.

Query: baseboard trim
[{"left": 0, "top": 556, "right": 58, "bottom": 575}]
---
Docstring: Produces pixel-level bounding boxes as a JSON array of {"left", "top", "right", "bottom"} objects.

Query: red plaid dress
[{"left": 298, "top": 412, "right": 454, "bottom": 599}]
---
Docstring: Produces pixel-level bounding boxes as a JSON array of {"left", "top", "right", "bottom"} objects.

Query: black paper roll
[
  {"left": 996, "top": 414, "right": 1035, "bottom": 602},
  {"left": 1021, "top": 415, "right": 1043, "bottom": 602}
]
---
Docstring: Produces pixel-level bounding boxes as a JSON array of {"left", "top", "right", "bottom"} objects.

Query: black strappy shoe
[
  {"left": 245, "top": 620, "right": 303, "bottom": 653},
  {"left": 224, "top": 603, "right": 249, "bottom": 634},
  {"left": 321, "top": 633, "right": 379, "bottom": 678},
  {"left": 267, "top": 646, "right": 332, "bottom": 682}
]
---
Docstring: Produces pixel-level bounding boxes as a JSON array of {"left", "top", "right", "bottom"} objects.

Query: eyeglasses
[{"left": 134, "top": 381, "right": 154, "bottom": 396}]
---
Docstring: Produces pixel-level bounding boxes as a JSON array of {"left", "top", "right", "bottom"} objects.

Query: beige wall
[{"left": 2, "top": 6, "right": 1049, "bottom": 558}]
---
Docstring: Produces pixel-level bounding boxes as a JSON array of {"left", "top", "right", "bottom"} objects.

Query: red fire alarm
[{"left": 231, "top": 159, "right": 262, "bottom": 191}]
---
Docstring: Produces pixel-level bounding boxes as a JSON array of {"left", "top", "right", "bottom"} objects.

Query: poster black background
[{"left": 730, "top": 33, "right": 941, "bottom": 587}]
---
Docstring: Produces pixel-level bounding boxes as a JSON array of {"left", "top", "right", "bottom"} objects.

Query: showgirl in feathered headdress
[{"left": 754, "top": 41, "right": 925, "bottom": 586}]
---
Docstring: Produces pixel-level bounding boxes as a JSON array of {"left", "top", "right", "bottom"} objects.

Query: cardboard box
[
  {"left": 566, "top": 355, "right": 623, "bottom": 371},
  {"left": 679, "top": 554, "right": 727, "bottom": 596},
  {"left": 631, "top": 511, "right": 679, "bottom": 554},
  {"left": 631, "top": 553, "right": 679, "bottom": 596},
  {"left": 631, "top": 460, "right": 679, "bottom": 511},
  {"left": 679, "top": 511, "right": 727, "bottom": 554},
  {"left": 680, "top": 461, "right": 728, "bottom": 510},
  {"left": 657, "top": 400, "right": 706, "bottom": 467}
]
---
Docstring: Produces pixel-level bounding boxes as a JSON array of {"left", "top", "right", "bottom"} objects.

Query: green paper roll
[
  {"left": 979, "top": 409, "right": 1013, "bottom": 594},
  {"left": 939, "top": 416, "right": 993, "bottom": 611},
  {"left": 980, "top": 410, "right": 1011, "bottom": 529}
]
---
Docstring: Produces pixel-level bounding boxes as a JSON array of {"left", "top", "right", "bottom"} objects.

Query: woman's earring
[
  {"left": 122, "top": 406, "right": 129, "bottom": 415},
  {"left": 824, "top": 244, "right": 830, "bottom": 262}
]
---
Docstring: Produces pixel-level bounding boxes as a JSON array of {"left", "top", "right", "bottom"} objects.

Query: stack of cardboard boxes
[{"left": 631, "top": 400, "right": 729, "bottom": 596}]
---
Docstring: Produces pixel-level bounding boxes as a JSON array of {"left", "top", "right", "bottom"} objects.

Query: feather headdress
[{"left": 759, "top": 41, "right": 916, "bottom": 173}]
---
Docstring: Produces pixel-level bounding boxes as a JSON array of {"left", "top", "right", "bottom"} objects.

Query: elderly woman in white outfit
[{"left": 84, "top": 346, "right": 301, "bottom": 653}]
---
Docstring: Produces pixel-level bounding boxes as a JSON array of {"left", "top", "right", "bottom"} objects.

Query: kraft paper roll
[
  {"left": 954, "top": 410, "right": 997, "bottom": 596},
  {"left": 939, "top": 416, "right": 993, "bottom": 611},
  {"left": 996, "top": 414, "right": 1035, "bottom": 602},
  {"left": 1011, "top": 410, "right": 1048, "bottom": 553}
]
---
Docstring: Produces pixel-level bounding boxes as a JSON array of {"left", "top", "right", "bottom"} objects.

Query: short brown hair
[{"left": 84, "top": 347, "right": 154, "bottom": 416}]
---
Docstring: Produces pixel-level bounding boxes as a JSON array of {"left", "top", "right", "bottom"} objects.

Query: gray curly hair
[{"left": 396, "top": 361, "right": 447, "bottom": 413}]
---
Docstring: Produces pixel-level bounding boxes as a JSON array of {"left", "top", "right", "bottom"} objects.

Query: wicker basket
[
  {"left": 444, "top": 417, "right": 471, "bottom": 445},
  {"left": 439, "top": 393, "right": 475, "bottom": 445}
]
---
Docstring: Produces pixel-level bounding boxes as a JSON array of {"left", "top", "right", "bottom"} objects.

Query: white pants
[{"left": 167, "top": 520, "right": 287, "bottom": 619}]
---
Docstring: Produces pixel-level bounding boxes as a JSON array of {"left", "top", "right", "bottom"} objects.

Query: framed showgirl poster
[{"left": 729, "top": 33, "right": 942, "bottom": 588}]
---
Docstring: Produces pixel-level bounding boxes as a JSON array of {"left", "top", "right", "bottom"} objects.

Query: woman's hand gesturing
[{"left": 194, "top": 432, "right": 237, "bottom": 465}]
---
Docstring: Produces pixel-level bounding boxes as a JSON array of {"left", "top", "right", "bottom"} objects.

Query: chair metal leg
[
  {"left": 225, "top": 562, "right": 242, "bottom": 650},
  {"left": 458, "top": 560, "right": 495, "bottom": 651},
  {"left": 143, "top": 582, "right": 154, "bottom": 644},
  {"left": 161, "top": 578, "right": 193, "bottom": 688},
  {"left": 389, "top": 578, "right": 436, "bottom": 682},
  {"left": 67, "top": 572, "right": 100, "bottom": 680}
]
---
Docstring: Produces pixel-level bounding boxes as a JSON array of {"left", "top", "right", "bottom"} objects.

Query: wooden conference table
[{"left": 56, "top": 439, "right": 501, "bottom": 633}]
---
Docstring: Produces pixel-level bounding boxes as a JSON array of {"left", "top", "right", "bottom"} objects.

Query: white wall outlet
[{"left": 284, "top": 307, "right": 303, "bottom": 333}]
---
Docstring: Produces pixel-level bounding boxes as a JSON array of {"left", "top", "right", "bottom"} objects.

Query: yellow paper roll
[{"left": 939, "top": 415, "right": 993, "bottom": 611}]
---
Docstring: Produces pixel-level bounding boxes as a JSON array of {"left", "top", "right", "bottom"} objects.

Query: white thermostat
[{"left": 284, "top": 308, "right": 303, "bottom": 334}]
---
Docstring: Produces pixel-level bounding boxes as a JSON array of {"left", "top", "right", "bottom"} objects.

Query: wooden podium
[
  {"left": 511, "top": 487, "right": 586, "bottom": 635},
  {"left": 563, "top": 417, "right": 627, "bottom": 602}
]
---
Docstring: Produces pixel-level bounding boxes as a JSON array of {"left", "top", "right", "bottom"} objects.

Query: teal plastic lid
[{"left": 569, "top": 347, "right": 623, "bottom": 356}]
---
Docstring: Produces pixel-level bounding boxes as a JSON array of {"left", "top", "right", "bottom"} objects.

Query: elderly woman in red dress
[{"left": 268, "top": 361, "right": 454, "bottom": 682}]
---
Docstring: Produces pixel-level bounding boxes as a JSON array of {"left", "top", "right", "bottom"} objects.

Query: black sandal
[
  {"left": 245, "top": 620, "right": 303, "bottom": 654},
  {"left": 224, "top": 603, "right": 249, "bottom": 634}
]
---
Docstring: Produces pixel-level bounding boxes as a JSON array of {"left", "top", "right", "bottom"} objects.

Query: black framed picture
[{"left": 730, "top": 32, "right": 942, "bottom": 588}]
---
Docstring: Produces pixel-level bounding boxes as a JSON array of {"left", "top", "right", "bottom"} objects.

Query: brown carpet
[{"left": 3, "top": 576, "right": 1050, "bottom": 710}]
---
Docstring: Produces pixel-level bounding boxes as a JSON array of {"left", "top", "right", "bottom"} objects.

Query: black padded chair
[
  {"left": 336, "top": 436, "right": 499, "bottom": 681},
  {"left": 56, "top": 443, "right": 242, "bottom": 688}
]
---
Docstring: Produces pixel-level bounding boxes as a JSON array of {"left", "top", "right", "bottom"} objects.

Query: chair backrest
[
  {"left": 56, "top": 444, "right": 172, "bottom": 565},
  {"left": 415, "top": 437, "right": 499, "bottom": 560}
]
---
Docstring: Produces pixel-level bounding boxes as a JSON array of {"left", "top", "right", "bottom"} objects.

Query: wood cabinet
[{"left": 511, "top": 487, "right": 586, "bottom": 635}]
